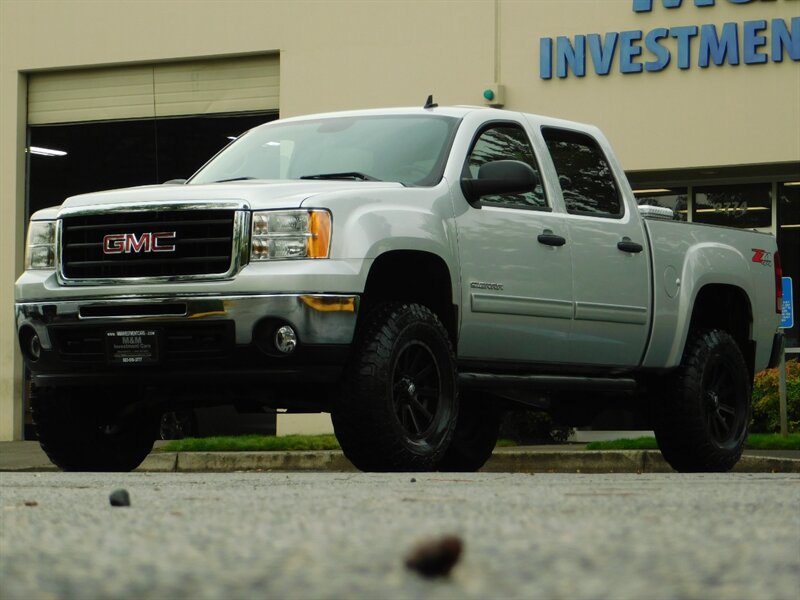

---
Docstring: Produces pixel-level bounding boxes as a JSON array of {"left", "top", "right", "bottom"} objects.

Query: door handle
[
  {"left": 617, "top": 237, "right": 643, "bottom": 253},
  {"left": 538, "top": 230, "right": 567, "bottom": 247}
]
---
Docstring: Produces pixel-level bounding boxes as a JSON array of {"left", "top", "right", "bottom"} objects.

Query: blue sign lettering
[
  {"left": 671, "top": 25, "right": 699, "bottom": 69},
  {"left": 645, "top": 28, "right": 672, "bottom": 71},
  {"left": 540, "top": 38, "right": 553, "bottom": 79},
  {"left": 588, "top": 33, "right": 619, "bottom": 76},
  {"left": 698, "top": 22, "right": 740, "bottom": 67},
  {"left": 633, "top": 0, "right": 752, "bottom": 12},
  {"left": 743, "top": 20, "right": 769, "bottom": 64},
  {"left": 557, "top": 35, "right": 586, "bottom": 78},
  {"left": 538, "top": 4, "right": 799, "bottom": 80},
  {"left": 773, "top": 18, "right": 800, "bottom": 62},
  {"left": 620, "top": 30, "right": 645, "bottom": 73}
]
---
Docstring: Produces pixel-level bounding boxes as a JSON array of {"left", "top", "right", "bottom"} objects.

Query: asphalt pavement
[
  {"left": 2, "top": 440, "right": 799, "bottom": 473},
  {"left": 2, "top": 472, "right": 798, "bottom": 599}
]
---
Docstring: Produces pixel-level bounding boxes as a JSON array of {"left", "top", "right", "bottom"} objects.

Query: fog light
[
  {"left": 20, "top": 328, "right": 41, "bottom": 362},
  {"left": 274, "top": 325, "right": 297, "bottom": 354},
  {"left": 29, "top": 334, "right": 41, "bottom": 360}
]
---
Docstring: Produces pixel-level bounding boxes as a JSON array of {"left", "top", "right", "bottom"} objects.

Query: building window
[
  {"left": 692, "top": 183, "right": 772, "bottom": 229},
  {"left": 634, "top": 187, "right": 688, "bottom": 221},
  {"left": 778, "top": 182, "right": 799, "bottom": 350}
]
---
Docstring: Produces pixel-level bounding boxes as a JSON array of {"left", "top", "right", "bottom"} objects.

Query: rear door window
[{"left": 542, "top": 128, "right": 622, "bottom": 218}]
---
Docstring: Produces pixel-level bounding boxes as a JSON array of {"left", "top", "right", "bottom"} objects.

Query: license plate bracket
[{"left": 105, "top": 329, "right": 160, "bottom": 365}]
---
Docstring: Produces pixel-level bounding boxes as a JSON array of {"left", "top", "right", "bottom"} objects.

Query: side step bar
[{"left": 458, "top": 372, "right": 638, "bottom": 393}]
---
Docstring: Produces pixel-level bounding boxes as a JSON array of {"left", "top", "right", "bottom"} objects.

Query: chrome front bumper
[{"left": 16, "top": 293, "right": 360, "bottom": 351}]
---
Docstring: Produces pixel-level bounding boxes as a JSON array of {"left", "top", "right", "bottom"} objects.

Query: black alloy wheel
[
  {"left": 437, "top": 391, "right": 501, "bottom": 472},
  {"left": 701, "top": 357, "right": 748, "bottom": 450},
  {"left": 332, "top": 302, "right": 458, "bottom": 472},
  {"left": 652, "top": 329, "right": 751, "bottom": 472},
  {"left": 31, "top": 385, "right": 158, "bottom": 472},
  {"left": 392, "top": 340, "right": 444, "bottom": 445}
]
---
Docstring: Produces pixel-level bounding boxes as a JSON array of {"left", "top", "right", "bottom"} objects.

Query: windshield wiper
[
  {"left": 212, "top": 176, "right": 257, "bottom": 183},
  {"left": 299, "top": 172, "right": 382, "bottom": 182}
]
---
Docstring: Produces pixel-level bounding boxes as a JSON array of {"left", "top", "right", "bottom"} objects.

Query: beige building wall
[{"left": 1, "top": 0, "right": 798, "bottom": 439}]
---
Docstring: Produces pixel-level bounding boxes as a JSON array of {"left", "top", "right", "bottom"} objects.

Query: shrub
[
  {"left": 499, "top": 410, "right": 573, "bottom": 444},
  {"left": 750, "top": 359, "right": 800, "bottom": 433}
]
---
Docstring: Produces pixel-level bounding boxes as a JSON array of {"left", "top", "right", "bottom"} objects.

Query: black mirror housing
[{"left": 460, "top": 160, "right": 539, "bottom": 208}]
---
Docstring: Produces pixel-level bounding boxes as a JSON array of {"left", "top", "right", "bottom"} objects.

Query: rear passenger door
[
  {"left": 541, "top": 127, "right": 650, "bottom": 367},
  {"left": 455, "top": 121, "right": 574, "bottom": 366}
]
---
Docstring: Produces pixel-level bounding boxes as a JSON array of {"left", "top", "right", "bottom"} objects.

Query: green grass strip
[
  {"left": 745, "top": 433, "right": 800, "bottom": 450},
  {"left": 162, "top": 434, "right": 341, "bottom": 453},
  {"left": 587, "top": 433, "right": 800, "bottom": 451},
  {"left": 495, "top": 439, "right": 519, "bottom": 447},
  {"left": 162, "top": 432, "right": 799, "bottom": 453}
]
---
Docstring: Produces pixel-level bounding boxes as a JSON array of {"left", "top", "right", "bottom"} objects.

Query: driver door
[{"left": 454, "top": 122, "right": 574, "bottom": 366}]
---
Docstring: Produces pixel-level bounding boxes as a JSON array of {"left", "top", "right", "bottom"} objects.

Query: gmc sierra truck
[{"left": 16, "top": 104, "right": 784, "bottom": 473}]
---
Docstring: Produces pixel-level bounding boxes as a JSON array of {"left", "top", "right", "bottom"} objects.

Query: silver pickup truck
[{"left": 16, "top": 105, "right": 784, "bottom": 473}]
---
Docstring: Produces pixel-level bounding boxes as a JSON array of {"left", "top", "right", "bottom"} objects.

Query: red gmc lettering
[
  {"left": 103, "top": 234, "right": 126, "bottom": 254},
  {"left": 151, "top": 232, "right": 176, "bottom": 252},
  {"left": 102, "top": 232, "right": 176, "bottom": 254}
]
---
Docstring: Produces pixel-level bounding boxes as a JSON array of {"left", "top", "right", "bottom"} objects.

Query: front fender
[{"left": 303, "top": 185, "right": 460, "bottom": 305}]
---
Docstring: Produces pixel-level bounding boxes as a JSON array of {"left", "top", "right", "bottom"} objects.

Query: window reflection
[
  {"left": 634, "top": 188, "right": 688, "bottom": 221},
  {"left": 543, "top": 128, "right": 622, "bottom": 218},
  {"left": 778, "top": 183, "right": 799, "bottom": 349},
  {"left": 693, "top": 184, "right": 772, "bottom": 229},
  {"left": 465, "top": 125, "right": 547, "bottom": 209}
]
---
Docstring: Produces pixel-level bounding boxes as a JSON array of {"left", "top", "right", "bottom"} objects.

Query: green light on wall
[{"left": 482, "top": 84, "right": 504, "bottom": 107}]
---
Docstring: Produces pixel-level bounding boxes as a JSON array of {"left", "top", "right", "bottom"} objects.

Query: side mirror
[
  {"left": 163, "top": 178, "right": 187, "bottom": 185},
  {"left": 460, "top": 160, "right": 539, "bottom": 208}
]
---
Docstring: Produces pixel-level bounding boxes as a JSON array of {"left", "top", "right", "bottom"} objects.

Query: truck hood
[{"left": 57, "top": 179, "right": 405, "bottom": 213}]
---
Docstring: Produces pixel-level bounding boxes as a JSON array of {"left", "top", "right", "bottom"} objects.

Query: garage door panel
[
  {"left": 28, "top": 67, "right": 155, "bottom": 125},
  {"left": 28, "top": 55, "right": 279, "bottom": 125}
]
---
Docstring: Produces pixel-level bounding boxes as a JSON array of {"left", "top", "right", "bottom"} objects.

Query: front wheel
[
  {"left": 332, "top": 303, "right": 458, "bottom": 472},
  {"left": 31, "top": 385, "right": 158, "bottom": 472},
  {"left": 652, "top": 329, "right": 752, "bottom": 472},
  {"left": 438, "top": 392, "right": 501, "bottom": 472}
]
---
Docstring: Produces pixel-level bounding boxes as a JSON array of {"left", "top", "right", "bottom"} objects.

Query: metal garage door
[{"left": 27, "top": 54, "right": 279, "bottom": 125}]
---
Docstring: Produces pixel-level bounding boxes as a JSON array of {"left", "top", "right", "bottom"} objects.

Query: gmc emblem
[{"left": 103, "top": 232, "right": 177, "bottom": 254}]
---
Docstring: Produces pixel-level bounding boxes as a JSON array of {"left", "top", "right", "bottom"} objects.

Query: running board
[{"left": 458, "top": 372, "right": 638, "bottom": 393}]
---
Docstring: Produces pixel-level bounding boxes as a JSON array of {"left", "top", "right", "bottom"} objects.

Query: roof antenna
[{"left": 424, "top": 94, "right": 438, "bottom": 109}]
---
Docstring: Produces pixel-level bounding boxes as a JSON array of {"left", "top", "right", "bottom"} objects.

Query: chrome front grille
[{"left": 58, "top": 205, "right": 248, "bottom": 283}]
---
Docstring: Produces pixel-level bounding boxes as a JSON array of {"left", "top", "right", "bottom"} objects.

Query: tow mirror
[{"left": 460, "top": 160, "right": 539, "bottom": 208}]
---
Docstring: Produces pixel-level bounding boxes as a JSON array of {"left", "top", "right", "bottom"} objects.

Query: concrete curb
[
  {"left": 3, "top": 442, "right": 798, "bottom": 473},
  {"left": 127, "top": 449, "right": 800, "bottom": 474}
]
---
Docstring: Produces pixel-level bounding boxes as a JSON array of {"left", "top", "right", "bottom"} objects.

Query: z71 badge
[{"left": 751, "top": 249, "right": 773, "bottom": 267}]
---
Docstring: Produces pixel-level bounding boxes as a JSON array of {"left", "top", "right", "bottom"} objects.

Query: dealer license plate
[{"left": 105, "top": 329, "right": 160, "bottom": 365}]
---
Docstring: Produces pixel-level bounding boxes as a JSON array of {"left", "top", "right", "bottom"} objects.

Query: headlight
[
  {"left": 25, "top": 220, "right": 56, "bottom": 269},
  {"left": 251, "top": 210, "right": 331, "bottom": 260}
]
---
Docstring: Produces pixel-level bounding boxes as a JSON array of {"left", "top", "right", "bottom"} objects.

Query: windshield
[{"left": 189, "top": 114, "right": 461, "bottom": 187}]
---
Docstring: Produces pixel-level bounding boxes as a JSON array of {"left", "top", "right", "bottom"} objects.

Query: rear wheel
[
  {"left": 31, "top": 385, "right": 158, "bottom": 472},
  {"left": 652, "top": 329, "right": 751, "bottom": 472},
  {"left": 332, "top": 302, "right": 458, "bottom": 472}
]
